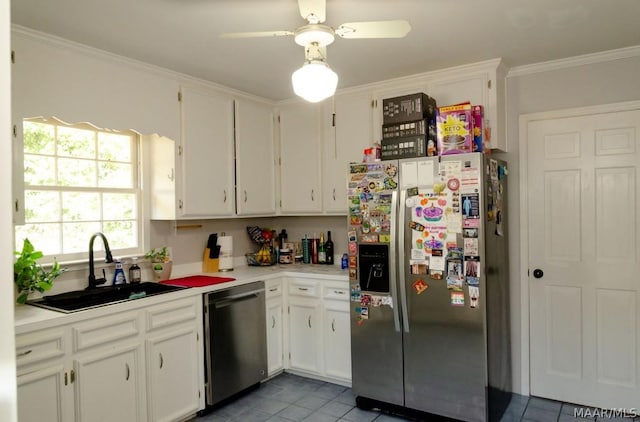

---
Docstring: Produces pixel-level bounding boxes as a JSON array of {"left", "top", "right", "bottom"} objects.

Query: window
[{"left": 15, "top": 117, "right": 142, "bottom": 262}]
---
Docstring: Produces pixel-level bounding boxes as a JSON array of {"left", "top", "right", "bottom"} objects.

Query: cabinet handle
[
  {"left": 70, "top": 369, "right": 75, "bottom": 384},
  {"left": 223, "top": 190, "right": 227, "bottom": 203},
  {"left": 159, "top": 353, "right": 164, "bottom": 369},
  {"left": 334, "top": 290, "right": 345, "bottom": 295},
  {"left": 18, "top": 349, "right": 32, "bottom": 357},
  {"left": 332, "top": 188, "right": 336, "bottom": 201},
  {"left": 244, "top": 190, "right": 248, "bottom": 203},
  {"left": 332, "top": 319, "right": 336, "bottom": 332},
  {"left": 168, "top": 168, "right": 174, "bottom": 181},
  {"left": 125, "top": 363, "right": 130, "bottom": 381},
  {"left": 298, "top": 287, "right": 309, "bottom": 291},
  {"left": 64, "top": 372, "right": 68, "bottom": 386},
  {"left": 308, "top": 316, "right": 312, "bottom": 328},
  {"left": 272, "top": 316, "right": 276, "bottom": 328},
  {"left": 311, "top": 189, "right": 314, "bottom": 201},
  {"left": 269, "top": 287, "right": 278, "bottom": 292}
]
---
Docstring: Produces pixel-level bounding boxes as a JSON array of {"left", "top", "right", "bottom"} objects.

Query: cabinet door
[
  {"left": 179, "top": 85, "right": 235, "bottom": 217},
  {"left": 147, "top": 326, "right": 200, "bottom": 422},
  {"left": 266, "top": 297, "right": 284, "bottom": 376},
  {"left": 148, "top": 134, "right": 178, "bottom": 219},
  {"left": 323, "top": 300, "right": 352, "bottom": 382},
  {"left": 74, "top": 343, "right": 145, "bottom": 422},
  {"left": 278, "top": 101, "right": 322, "bottom": 213},
  {"left": 235, "top": 98, "right": 276, "bottom": 215},
  {"left": 323, "top": 91, "right": 373, "bottom": 213},
  {"left": 288, "top": 299, "right": 321, "bottom": 373},
  {"left": 17, "top": 364, "right": 67, "bottom": 422}
]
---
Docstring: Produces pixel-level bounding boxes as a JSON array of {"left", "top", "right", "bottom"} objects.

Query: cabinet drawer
[
  {"left": 146, "top": 297, "right": 199, "bottom": 332},
  {"left": 323, "top": 285, "right": 349, "bottom": 301},
  {"left": 288, "top": 279, "right": 319, "bottom": 298},
  {"left": 73, "top": 312, "right": 140, "bottom": 352},
  {"left": 265, "top": 279, "right": 283, "bottom": 298},
  {"left": 16, "top": 329, "right": 66, "bottom": 369}
]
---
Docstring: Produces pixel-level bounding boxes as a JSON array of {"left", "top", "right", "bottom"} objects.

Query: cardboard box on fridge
[{"left": 437, "top": 102, "right": 473, "bottom": 155}]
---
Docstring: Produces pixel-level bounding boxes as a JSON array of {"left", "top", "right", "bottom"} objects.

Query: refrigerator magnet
[
  {"left": 410, "top": 260, "right": 428, "bottom": 275},
  {"left": 360, "top": 307, "right": 369, "bottom": 319},
  {"left": 468, "top": 286, "right": 480, "bottom": 309},
  {"left": 348, "top": 268, "right": 357, "bottom": 280},
  {"left": 413, "top": 279, "right": 429, "bottom": 294},
  {"left": 465, "top": 258, "right": 480, "bottom": 286},
  {"left": 450, "top": 291, "right": 465, "bottom": 307},
  {"left": 361, "top": 294, "right": 371, "bottom": 306}
]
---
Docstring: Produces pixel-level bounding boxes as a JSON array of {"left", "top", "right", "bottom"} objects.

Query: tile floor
[{"left": 193, "top": 373, "right": 639, "bottom": 422}]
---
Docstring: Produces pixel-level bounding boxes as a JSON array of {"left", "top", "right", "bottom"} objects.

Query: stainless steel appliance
[
  {"left": 203, "top": 281, "right": 267, "bottom": 407},
  {"left": 348, "top": 153, "right": 511, "bottom": 421}
]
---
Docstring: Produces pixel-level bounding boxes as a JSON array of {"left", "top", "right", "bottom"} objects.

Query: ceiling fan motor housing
[{"left": 294, "top": 24, "right": 335, "bottom": 47}]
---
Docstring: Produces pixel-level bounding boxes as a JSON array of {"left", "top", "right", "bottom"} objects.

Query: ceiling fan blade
[
  {"left": 335, "top": 20, "right": 411, "bottom": 39},
  {"left": 220, "top": 30, "right": 294, "bottom": 39},
  {"left": 298, "top": 0, "right": 326, "bottom": 23}
]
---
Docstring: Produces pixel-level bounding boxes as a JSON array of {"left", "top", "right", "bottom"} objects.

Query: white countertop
[{"left": 15, "top": 263, "right": 348, "bottom": 334}]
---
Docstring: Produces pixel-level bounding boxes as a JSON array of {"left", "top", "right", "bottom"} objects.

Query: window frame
[{"left": 16, "top": 117, "right": 144, "bottom": 264}]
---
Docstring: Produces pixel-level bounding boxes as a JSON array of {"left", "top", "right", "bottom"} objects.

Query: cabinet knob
[{"left": 533, "top": 269, "right": 544, "bottom": 279}]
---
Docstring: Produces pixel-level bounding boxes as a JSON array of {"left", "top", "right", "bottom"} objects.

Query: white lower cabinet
[
  {"left": 265, "top": 279, "right": 284, "bottom": 376},
  {"left": 15, "top": 295, "right": 203, "bottom": 422},
  {"left": 284, "top": 277, "right": 351, "bottom": 385},
  {"left": 322, "top": 284, "right": 352, "bottom": 383},
  {"left": 74, "top": 343, "right": 145, "bottom": 422},
  {"left": 146, "top": 326, "right": 201, "bottom": 422}
]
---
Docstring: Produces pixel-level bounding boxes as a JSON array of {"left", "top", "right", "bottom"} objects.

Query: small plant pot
[{"left": 152, "top": 261, "right": 172, "bottom": 281}]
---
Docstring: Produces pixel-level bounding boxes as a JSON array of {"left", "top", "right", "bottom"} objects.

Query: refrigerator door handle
[
  {"left": 398, "top": 188, "right": 410, "bottom": 333},
  {"left": 389, "top": 190, "right": 401, "bottom": 333}
]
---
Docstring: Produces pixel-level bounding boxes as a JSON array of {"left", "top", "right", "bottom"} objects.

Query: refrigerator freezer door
[{"left": 401, "top": 153, "right": 488, "bottom": 421}]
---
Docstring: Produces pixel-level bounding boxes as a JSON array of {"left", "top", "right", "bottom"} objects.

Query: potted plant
[
  {"left": 144, "top": 246, "right": 172, "bottom": 281},
  {"left": 14, "top": 238, "right": 66, "bottom": 304}
]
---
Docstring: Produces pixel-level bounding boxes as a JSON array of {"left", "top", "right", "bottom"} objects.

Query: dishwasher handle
[{"left": 210, "top": 289, "right": 264, "bottom": 309}]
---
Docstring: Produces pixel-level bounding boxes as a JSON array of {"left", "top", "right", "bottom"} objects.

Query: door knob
[{"left": 533, "top": 269, "right": 544, "bottom": 279}]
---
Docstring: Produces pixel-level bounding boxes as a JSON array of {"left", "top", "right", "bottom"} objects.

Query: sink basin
[{"left": 27, "top": 282, "right": 187, "bottom": 313}]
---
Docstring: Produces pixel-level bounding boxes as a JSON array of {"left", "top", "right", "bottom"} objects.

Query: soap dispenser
[{"left": 112, "top": 259, "right": 127, "bottom": 285}]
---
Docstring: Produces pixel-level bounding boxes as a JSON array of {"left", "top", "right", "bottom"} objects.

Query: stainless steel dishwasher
[{"left": 203, "top": 281, "right": 267, "bottom": 407}]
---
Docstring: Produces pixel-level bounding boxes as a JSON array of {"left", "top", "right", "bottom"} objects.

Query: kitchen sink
[{"left": 27, "top": 282, "right": 187, "bottom": 313}]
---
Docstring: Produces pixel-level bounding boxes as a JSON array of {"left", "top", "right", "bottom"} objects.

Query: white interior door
[{"left": 527, "top": 108, "right": 640, "bottom": 408}]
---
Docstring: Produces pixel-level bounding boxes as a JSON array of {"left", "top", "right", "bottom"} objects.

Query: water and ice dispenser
[{"left": 358, "top": 244, "right": 390, "bottom": 293}]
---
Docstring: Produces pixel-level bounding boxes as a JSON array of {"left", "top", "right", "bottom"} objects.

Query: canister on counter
[{"left": 279, "top": 248, "right": 292, "bottom": 264}]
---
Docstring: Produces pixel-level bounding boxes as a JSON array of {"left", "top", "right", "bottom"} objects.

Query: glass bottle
[
  {"left": 318, "top": 232, "right": 326, "bottom": 264},
  {"left": 129, "top": 257, "right": 141, "bottom": 284},
  {"left": 325, "top": 231, "right": 334, "bottom": 265}
]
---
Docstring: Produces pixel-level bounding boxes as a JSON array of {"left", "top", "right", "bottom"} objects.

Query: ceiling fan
[{"left": 220, "top": 0, "right": 411, "bottom": 102}]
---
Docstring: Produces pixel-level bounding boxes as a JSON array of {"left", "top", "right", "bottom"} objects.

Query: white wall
[
  {"left": 498, "top": 52, "right": 640, "bottom": 394},
  {"left": 1, "top": 0, "right": 18, "bottom": 420}
]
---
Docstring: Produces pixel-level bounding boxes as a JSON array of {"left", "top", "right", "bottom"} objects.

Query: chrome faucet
[{"left": 88, "top": 232, "right": 114, "bottom": 289}]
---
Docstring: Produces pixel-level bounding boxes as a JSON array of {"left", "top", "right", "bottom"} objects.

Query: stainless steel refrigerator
[{"left": 347, "top": 153, "right": 511, "bottom": 422}]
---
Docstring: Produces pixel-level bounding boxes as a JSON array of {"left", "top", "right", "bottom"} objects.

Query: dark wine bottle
[{"left": 325, "top": 230, "right": 334, "bottom": 265}]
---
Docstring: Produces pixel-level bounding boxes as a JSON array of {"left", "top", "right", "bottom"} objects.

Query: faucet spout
[{"left": 88, "top": 232, "right": 114, "bottom": 289}]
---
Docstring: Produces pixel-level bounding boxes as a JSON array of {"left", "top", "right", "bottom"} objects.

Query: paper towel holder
[{"left": 218, "top": 232, "right": 234, "bottom": 272}]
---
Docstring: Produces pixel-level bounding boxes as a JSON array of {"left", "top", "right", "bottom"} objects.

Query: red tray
[{"left": 159, "top": 275, "right": 235, "bottom": 287}]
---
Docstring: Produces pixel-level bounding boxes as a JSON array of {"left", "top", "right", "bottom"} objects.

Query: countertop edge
[{"left": 15, "top": 266, "right": 349, "bottom": 334}]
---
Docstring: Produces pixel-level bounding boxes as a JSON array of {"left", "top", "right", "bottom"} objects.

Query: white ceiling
[{"left": 11, "top": 0, "right": 640, "bottom": 101}]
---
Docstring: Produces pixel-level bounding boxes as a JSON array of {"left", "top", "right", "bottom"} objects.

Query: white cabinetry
[
  {"left": 322, "top": 283, "right": 351, "bottom": 383},
  {"left": 16, "top": 329, "right": 69, "bottom": 422},
  {"left": 179, "top": 85, "right": 236, "bottom": 217},
  {"left": 145, "top": 298, "right": 202, "bottom": 422},
  {"left": 372, "top": 59, "right": 506, "bottom": 151},
  {"left": 323, "top": 91, "right": 373, "bottom": 213},
  {"left": 74, "top": 342, "right": 145, "bottom": 421},
  {"left": 265, "top": 278, "right": 284, "bottom": 376},
  {"left": 235, "top": 98, "right": 276, "bottom": 215},
  {"left": 278, "top": 101, "right": 323, "bottom": 213},
  {"left": 284, "top": 277, "right": 351, "bottom": 385},
  {"left": 287, "top": 279, "right": 322, "bottom": 374},
  {"left": 15, "top": 295, "right": 203, "bottom": 422}
]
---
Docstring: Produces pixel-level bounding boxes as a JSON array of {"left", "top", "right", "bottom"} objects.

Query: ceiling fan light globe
[{"left": 292, "top": 61, "right": 338, "bottom": 103}]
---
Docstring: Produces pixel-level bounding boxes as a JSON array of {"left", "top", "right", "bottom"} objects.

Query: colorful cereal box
[{"left": 436, "top": 102, "right": 473, "bottom": 155}]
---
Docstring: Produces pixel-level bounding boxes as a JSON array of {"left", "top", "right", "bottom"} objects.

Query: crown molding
[
  {"left": 11, "top": 25, "right": 275, "bottom": 105},
  {"left": 507, "top": 45, "right": 640, "bottom": 78}
]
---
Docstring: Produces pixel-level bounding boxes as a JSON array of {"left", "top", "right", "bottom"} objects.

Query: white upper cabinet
[
  {"left": 371, "top": 59, "right": 506, "bottom": 151},
  {"left": 179, "top": 85, "right": 236, "bottom": 217},
  {"left": 323, "top": 91, "right": 374, "bottom": 214},
  {"left": 278, "top": 101, "right": 323, "bottom": 214},
  {"left": 235, "top": 98, "right": 276, "bottom": 216}
]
